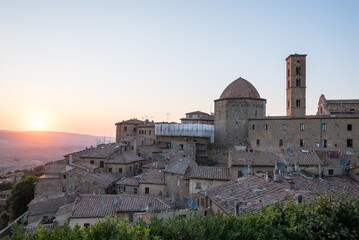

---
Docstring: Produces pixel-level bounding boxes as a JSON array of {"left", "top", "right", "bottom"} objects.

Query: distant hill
[{"left": 0, "top": 130, "right": 99, "bottom": 174}]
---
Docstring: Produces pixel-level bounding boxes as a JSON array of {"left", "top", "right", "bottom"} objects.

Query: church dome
[{"left": 219, "top": 77, "right": 260, "bottom": 99}]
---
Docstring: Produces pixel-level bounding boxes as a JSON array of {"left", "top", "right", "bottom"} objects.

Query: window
[
  {"left": 119, "top": 168, "right": 122, "bottom": 173},
  {"left": 90, "top": 160, "right": 94, "bottom": 164},
  {"left": 296, "top": 79, "right": 301, "bottom": 86},
  {"left": 300, "top": 139, "right": 305, "bottom": 147},
  {"left": 195, "top": 182, "right": 202, "bottom": 189},
  {"left": 279, "top": 139, "right": 283, "bottom": 147},
  {"left": 347, "top": 139, "right": 353, "bottom": 148},
  {"left": 129, "top": 213, "right": 133, "bottom": 222},
  {"left": 300, "top": 123, "right": 305, "bottom": 131},
  {"left": 134, "top": 188, "right": 138, "bottom": 194},
  {"left": 109, "top": 168, "right": 112, "bottom": 172},
  {"left": 238, "top": 170, "right": 243, "bottom": 178},
  {"left": 264, "top": 124, "right": 268, "bottom": 130},
  {"left": 134, "top": 128, "right": 136, "bottom": 132},
  {"left": 124, "top": 126, "right": 127, "bottom": 131},
  {"left": 145, "top": 187, "right": 149, "bottom": 194},
  {"left": 100, "top": 161, "right": 104, "bottom": 168},
  {"left": 63, "top": 174, "right": 66, "bottom": 179},
  {"left": 288, "top": 80, "right": 290, "bottom": 88},
  {"left": 177, "top": 179, "right": 180, "bottom": 186},
  {"left": 282, "top": 124, "right": 287, "bottom": 130},
  {"left": 347, "top": 124, "right": 352, "bottom": 131},
  {"left": 321, "top": 140, "right": 327, "bottom": 148},
  {"left": 84, "top": 223, "right": 90, "bottom": 228},
  {"left": 288, "top": 101, "right": 290, "bottom": 108},
  {"left": 321, "top": 123, "right": 327, "bottom": 131},
  {"left": 179, "top": 144, "right": 184, "bottom": 150},
  {"left": 256, "top": 139, "right": 260, "bottom": 146},
  {"left": 296, "top": 99, "right": 301, "bottom": 107},
  {"left": 296, "top": 67, "right": 301, "bottom": 75},
  {"left": 328, "top": 169, "right": 334, "bottom": 176},
  {"left": 123, "top": 186, "right": 126, "bottom": 192},
  {"left": 149, "top": 130, "right": 151, "bottom": 134},
  {"left": 62, "top": 186, "right": 66, "bottom": 192},
  {"left": 288, "top": 69, "right": 290, "bottom": 77},
  {"left": 252, "top": 124, "right": 256, "bottom": 130},
  {"left": 129, "top": 166, "right": 132, "bottom": 171}
]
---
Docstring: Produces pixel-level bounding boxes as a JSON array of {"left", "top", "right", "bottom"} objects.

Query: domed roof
[{"left": 219, "top": 77, "right": 260, "bottom": 99}]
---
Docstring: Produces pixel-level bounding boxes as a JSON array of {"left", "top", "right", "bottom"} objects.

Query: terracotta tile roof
[
  {"left": 55, "top": 203, "right": 73, "bottom": 216},
  {"left": 66, "top": 143, "right": 124, "bottom": 160},
  {"left": 107, "top": 152, "right": 145, "bottom": 164},
  {"left": 279, "top": 148, "right": 322, "bottom": 166},
  {"left": 201, "top": 173, "right": 359, "bottom": 215},
  {"left": 38, "top": 173, "right": 60, "bottom": 179},
  {"left": 327, "top": 99, "right": 359, "bottom": 104},
  {"left": 71, "top": 160, "right": 100, "bottom": 170},
  {"left": 190, "top": 166, "right": 231, "bottom": 181},
  {"left": 115, "top": 119, "right": 144, "bottom": 125},
  {"left": 230, "top": 150, "right": 280, "bottom": 166},
  {"left": 164, "top": 157, "right": 198, "bottom": 175},
  {"left": 69, "top": 168, "right": 118, "bottom": 187},
  {"left": 116, "top": 177, "right": 140, "bottom": 187},
  {"left": 28, "top": 192, "right": 75, "bottom": 206},
  {"left": 140, "top": 169, "right": 165, "bottom": 185},
  {"left": 71, "top": 194, "right": 171, "bottom": 218},
  {"left": 142, "top": 160, "right": 167, "bottom": 169},
  {"left": 249, "top": 114, "right": 359, "bottom": 120},
  {"left": 219, "top": 77, "right": 261, "bottom": 100},
  {"left": 25, "top": 224, "right": 55, "bottom": 235},
  {"left": 139, "top": 145, "right": 163, "bottom": 153}
]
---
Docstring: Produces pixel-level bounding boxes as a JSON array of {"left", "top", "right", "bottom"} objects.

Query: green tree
[{"left": 7, "top": 176, "right": 36, "bottom": 221}]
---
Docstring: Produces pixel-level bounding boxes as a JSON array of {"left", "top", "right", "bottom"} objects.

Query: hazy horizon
[{"left": 1, "top": 1, "right": 358, "bottom": 137}]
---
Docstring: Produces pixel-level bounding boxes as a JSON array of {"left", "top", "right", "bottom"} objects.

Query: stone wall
[
  {"left": 44, "top": 160, "right": 67, "bottom": 174},
  {"left": 139, "top": 183, "right": 165, "bottom": 198},
  {"left": 248, "top": 116, "right": 359, "bottom": 153}
]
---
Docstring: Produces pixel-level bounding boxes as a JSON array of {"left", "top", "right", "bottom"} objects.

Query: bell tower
[{"left": 286, "top": 54, "right": 307, "bottom": 116}]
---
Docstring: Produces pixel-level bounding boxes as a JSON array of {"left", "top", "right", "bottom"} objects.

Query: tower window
[
  {"left": 296, "top": 67, "right": 301, "bottom": 75},
  {"left": 300, "top": 123, "right": 305, "bottom": 131},
  {"left": 300, "top": 139, "right": 305, "bottom": 147},
  {"left": 145, "top": 187, "right": 150, "bottom": 194},
  {"left": 288, "top": 69, "right": 290, "bottom": 77},
  {"left": 256, "top": 139, "right": 260, "bottom": 146},
  {"left": 282, "top": 124, "right": 287, "bottom": 130},
  {"left": 124, "top": 126, "right": 127, "bottom": 131},
  {"left": 279, "top": 139, "right": 283, "bottom": 147},
  {"left": 288, "top": 81, "right": 290, "bottom": 88},
  {"left": 134, "top": 128, "right": 136, "bottom": 132},
  {"left": 296, "top": 79, "right": 301, "bottom": 86},
  {"left": 347, "top": 139, "right": 353, "bottom": 148},
  {"left": 296, "top": 99, "right": 301, "bottom": 107},
  {"left": 264, "top": 124, "right": 268, "bottom": 130},
  {"left": 321, "top": 123, "right": 327, "bottom": 131},
  {"left": 347, "top": 124, "right": 352, "bottom": 131},
  {"left": 321, "top": 140, "right": 327, "bottom": 148},
  {"left": 288, "top": 101, "right": 290, "bottom": 108},
  {"left": 252, "top": 124, "right": 256, "bottom": 130}
]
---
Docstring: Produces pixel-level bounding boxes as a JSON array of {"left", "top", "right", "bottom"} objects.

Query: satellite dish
[
  {"left": 191, "top": 201, "right": 198, "bottom": 210},
  {"left": 340, "top": 159, "right": 349, "bottom": 166},
  {"left": 242, "top": 168, "right": 247, "bottom": 174},
  {"left": 187, "top": 199, "right": 193, "bottom": 207},
  {"left": 277, "top": 162, "right": 286, "bottom": 170}
]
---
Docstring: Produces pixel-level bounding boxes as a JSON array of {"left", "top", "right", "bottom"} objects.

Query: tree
[{"left": 7, "top": 176, "right": 36, "bottom": 221}]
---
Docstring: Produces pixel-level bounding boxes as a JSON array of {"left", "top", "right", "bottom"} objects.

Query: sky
[{"left": 0, "top": 1, "right": 358, "bottom": 137}]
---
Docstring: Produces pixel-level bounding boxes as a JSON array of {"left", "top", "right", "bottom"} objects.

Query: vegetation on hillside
[{"left": 6, "top": 193, "right": 359, "bottom": 240}]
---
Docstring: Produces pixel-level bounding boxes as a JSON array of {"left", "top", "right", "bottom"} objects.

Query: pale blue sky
[{"left": 0, "top": 1, "right": 358, "bottom": 136}]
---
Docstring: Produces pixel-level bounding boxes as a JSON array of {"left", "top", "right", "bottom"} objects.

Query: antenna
[{"left": 166, "top": 113, "right": 170, "bottom": 122}]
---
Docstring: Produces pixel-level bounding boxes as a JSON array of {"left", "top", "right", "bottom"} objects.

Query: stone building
[
  {"left": 317, "top": 94, "right": 359, "bottom": 115},
  {"left": 106, "top": 152, "right": 145, "bottom": 178},
  {"left": 180, "top": 111, "right": 214, "bottom": 125},
  {"left": 115, "top": 119, "right": 144, "bottom": 142},
  {"left": 214, "top": 53, "right": 359, "bottom": 154},
  {"left": 214, "top": 77, "right": 266, "bottom": 146}
]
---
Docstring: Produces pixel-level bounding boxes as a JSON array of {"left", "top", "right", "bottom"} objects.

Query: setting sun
[{"left": 31, "top": 119, "right": 45, "bottom": 130}]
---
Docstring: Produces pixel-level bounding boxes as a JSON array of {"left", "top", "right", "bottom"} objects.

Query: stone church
[{"left": 214, "top": 54, "right": 359, "bottom": 153}]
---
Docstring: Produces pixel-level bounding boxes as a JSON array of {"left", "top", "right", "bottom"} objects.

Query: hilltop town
[{"left": 2, "top": 54, "right": 359, "bottom": 234}]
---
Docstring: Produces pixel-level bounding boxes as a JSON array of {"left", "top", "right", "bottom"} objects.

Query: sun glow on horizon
[{"left": 31, "top": 119, "right": 45, "bottom": 130}]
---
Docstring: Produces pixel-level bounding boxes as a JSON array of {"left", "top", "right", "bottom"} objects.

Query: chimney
[
  {"left": 295, "top": 162, "right": 300, "bottom": 172},
  {"left": 287, "top": 163, "right": 293, "bottom": 173},
  {"left": 274, "top": 164, "right": 280, "bottom": 182},
  {"left": 247, "top": 164, "right": 252, "bottom": 175},
  {"left": 69, "top": 155, "right": 73, "bottom": 165},
  {"left": 147, "top": 202, "right": 153, "bottom": 212},
  {"left": 318, "top": 165, "right": 323, "bottom": 178},
  {"left": 265, "top": 171, "right": 269, "bottom": 182}
]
